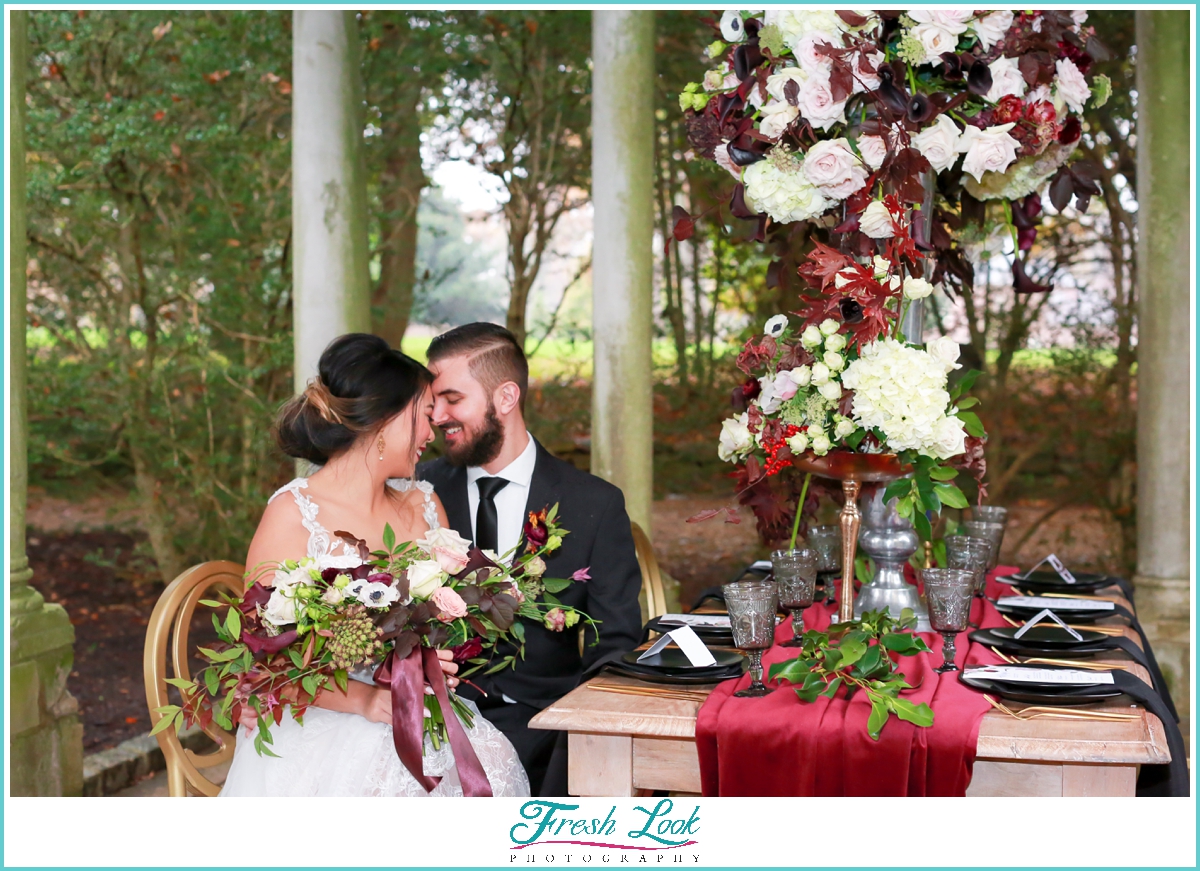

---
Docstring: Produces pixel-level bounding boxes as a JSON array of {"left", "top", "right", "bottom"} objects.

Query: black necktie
[{"left": 475, "top": 477, "right": 510, "bottom": 552}]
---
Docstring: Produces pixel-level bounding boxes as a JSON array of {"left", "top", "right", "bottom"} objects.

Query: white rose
[
  {"left": 757, "top": 100, "right": 800, "bottom": 141},
  {"left": 801, "top": 325, "right": 824, "bottom": 349},
  {"left": 718, "top": 413, "right": 753, "bottom": 462},
  {"left": 791, "top": 365, "right": 812, "bottom": 387},
  {"left": 774, "top": 369, "right": 801, "bottom": 402},
  {"left": 872, "top": 255, "right": 890, "bottom": 278},
  {"left": 787, "top": 432, "right": 810, "bottom": 454},
  {"left": 986, "top": 57, "right": 1028, "bottom": 103},
  {"left": 802, "top": 139, "right": 869, "bottom": 199},
  {"left": 910, "top": 23, "right": 959, "bottom": 59},
  {"left": 720, "top": 10, "right": 746, "bottom": 43},
  {"left": 810, "top": 361, "right": 831, "bottom": 385},
  {"left": 824, "top": 332, "right": 847, "bottom": 353},
  {"left": 811, "top": 433, "right": 833, "bottom": 455},
  {"left": 1054, "top": 58, "right": 1091, "bottom": 114},
  {"left": 819, "top": 318, "right": 840, "bottom": 336},
  {"left": 856, "top": 134, "right": 888, "bottom": 171},
  {"left": 958, "top": 124, "right": 1020, "bottom": 183},
  {"left": 818, "top": 379, "right": 843, "bottom": 402},
  {"left": 321, "top": 586, "right": 345, "bottom": 606},
  {"left": 796, "top": 71, "right": 848, "bottom": 131},
  {"left": 834, "top": 267, "right": 857, "bottom": 288},
  {"left": 909, "top": 10, "right": 973, "bottom": 35},
  {"left": 757, "top": 373, "right": 785, "bottom": 414},
  {"left": 902, "top": 277, "right": 934, "bottom": 300},
  {"left": 273, "top": 563, "right": 317, "bottom": 592},
  {"left": 931, "top": 415, "right": 968, "bottom": 460},
  {"left": 834, "top": 418, "right": 856, "bottom": 439},
  {"left": 1071, "top": 10, "right": 1088, "bottom": 27},
  {"left": 850, "top": 49, "right": 885, "bottom": 93},
  {"left": 859, "top": 200, "right": 896, "bottom": 239},
  {"left": 766, "top": 67, "right": 808, "bottom": 102},
  {"left": 416, "top": 526, "right": 472, "bottom": 558},
  {"left": 262, "top": 587, "right": 298, "bottom": 628},
  {"left": 764, "top": 314, "right": 789, "bottom": 338},
  {"left": 911, "top": 114, "right": 962, "bottom": 173},
  {"left": 889, "top": 274, "right": 902, "bottom": 291},
  {"left": 824, "top": 350, "right": 845, "bottom": 372},
  {"left": 971, "top": 10, "right": 1013, "bottom": 52},
  {"left": 793, "top": 31, "right": 837, "bottom": 73},
  {"left": 407, "top": 559, "right": 449, "bottom": 599},
  {"left": 926, "top": 336, "right": 962, "bottom": 372}
]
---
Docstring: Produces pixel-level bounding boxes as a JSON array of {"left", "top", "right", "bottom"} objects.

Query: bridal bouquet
[
  {"left": 718, "top": 232, "right": 986, "bottom": 542},
  {"left": 156, "top": 505, "right": 591, "bottom": 781},
  {"left": 679, "top": 9, "right": 1108, "bottom": 292}
]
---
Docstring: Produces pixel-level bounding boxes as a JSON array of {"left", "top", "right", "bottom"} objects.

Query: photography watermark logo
[{"left": 508, "top": 798, "right": 701, "bottom": 864}]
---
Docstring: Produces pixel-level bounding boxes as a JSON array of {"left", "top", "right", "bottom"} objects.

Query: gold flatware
[
  {"left": 1018, "top": 589, "right": 1127, "bottom": 605},
  {"left": 983, "top": 695, "right": 1138, "bottom": 722},
  {"left": 999, "top": 614, "right": 1125, "bottom": 636},
  {"left": 588, "top": 682, "right": 711, "bottom": 702},
  {"left": 989, "top": 647, "right": 1129, "bottom": 672}
]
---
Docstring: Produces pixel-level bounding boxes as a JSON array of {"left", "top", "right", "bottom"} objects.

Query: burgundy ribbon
[{"left": 373, "top": 646, "right": 493, "bottom": 797}]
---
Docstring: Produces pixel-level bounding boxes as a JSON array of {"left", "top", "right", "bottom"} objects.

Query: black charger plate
[
  {"left": 621, "top": 647, "right": 743, "bottom": 673},
  {"left": 959, "top": 668, "right": 1124, "bottom": 705},
  {"left": 968, "top": 628, "right": 1112, "bottom": 659},
  {"left": 985, "top": 625, "right": 1109, "bottom": 648},
  {"left": 603, "top": 661, "right": 743, "bottom": 685},
  {"left": 645, "top": 615, "right": 734, "bottom": 643},
  {"left": 994, "top": 570, "right": 1112, "bottom": 594}
]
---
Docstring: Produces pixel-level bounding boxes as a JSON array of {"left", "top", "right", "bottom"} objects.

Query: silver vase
[{"left": 853, "top": 483, "right": 931, "bottom": 632}]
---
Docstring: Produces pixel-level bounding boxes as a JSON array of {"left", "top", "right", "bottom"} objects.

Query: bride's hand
[{"left": 436, "top": 647, "right": 460, "bottom": 689}]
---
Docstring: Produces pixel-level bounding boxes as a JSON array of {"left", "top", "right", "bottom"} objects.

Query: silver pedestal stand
[{"left": 852, "top": 485, "right": 931, "bottom": 631}]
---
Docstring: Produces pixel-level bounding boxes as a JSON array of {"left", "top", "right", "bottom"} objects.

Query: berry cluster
[
  {"left": 328, "top": 604, "right": 385, "bottom": 671},
  {"left": 761, "top": 424, "right": 802, "bottom": 477}
]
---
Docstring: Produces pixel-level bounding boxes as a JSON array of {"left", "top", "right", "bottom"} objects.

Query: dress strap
[
  {"left": 388, "top": 478, "right": 441, "bottom": 532},
  {"left": 268, "top": 477, "right": 337, "bottom": 558}
]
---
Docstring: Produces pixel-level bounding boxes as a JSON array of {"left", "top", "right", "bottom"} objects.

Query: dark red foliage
[{"left": 735, "top": 335, "right": 776, "bottom": 374}]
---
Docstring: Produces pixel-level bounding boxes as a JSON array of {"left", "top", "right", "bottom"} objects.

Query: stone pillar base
[
  {"left": 10, "top": 601, "right": 83, "bottom": 796},
  {"left": 1133, "top": 574, "right": 1191, "bottom": 729}
]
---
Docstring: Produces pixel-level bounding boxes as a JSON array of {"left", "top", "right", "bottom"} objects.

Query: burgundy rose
[
  {"left": 523, "top": 509, "right": 550, "bottom": 552},
  {"left": 451, "top": 637, "right": 484, "bottom": 664}
]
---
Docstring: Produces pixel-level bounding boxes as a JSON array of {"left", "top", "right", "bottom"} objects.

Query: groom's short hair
[{"left": 427, "top": 323, "right": 529, "bottom": 412}]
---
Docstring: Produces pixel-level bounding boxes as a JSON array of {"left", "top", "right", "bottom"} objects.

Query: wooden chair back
[
  {"left": 143, "top": 560, "right": 244, "bottom": 797},
  {"left": 631, "top": 522, "right": 668, "bottom": 620}
]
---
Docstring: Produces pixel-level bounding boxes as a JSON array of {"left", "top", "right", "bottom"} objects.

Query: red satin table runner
[{"left": 695, "top": 566, "right": 1019, "bottom": 796}]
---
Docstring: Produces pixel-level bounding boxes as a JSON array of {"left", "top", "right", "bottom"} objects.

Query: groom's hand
[{"left": 436, "top": 647, "right": 460, "bottom": 687}]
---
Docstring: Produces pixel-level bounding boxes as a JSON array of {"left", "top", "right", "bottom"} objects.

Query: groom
[{"left": 418, "top": 323, "right": 643, "bottom": 796}]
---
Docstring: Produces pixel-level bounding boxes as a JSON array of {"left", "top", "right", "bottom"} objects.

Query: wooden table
[{"left": 530, "top": 613, "right": 1172, "bottom": 797}]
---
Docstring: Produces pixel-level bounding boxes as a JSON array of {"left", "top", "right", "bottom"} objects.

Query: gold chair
[
  {"left": 143, "top": 560, "right": 244, "bottom": 797},
  {"left": 631, "top": 521, "right": 668, "bottom": 621}
]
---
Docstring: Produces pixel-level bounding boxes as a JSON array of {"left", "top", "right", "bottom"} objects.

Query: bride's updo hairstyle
[{"left": 275, "top": 333, "right": 432, "bottom": 464}]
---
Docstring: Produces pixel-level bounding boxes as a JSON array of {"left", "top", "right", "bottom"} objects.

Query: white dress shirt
[{"left": 466, "top": 431, "right": 537, "bottom": 558}]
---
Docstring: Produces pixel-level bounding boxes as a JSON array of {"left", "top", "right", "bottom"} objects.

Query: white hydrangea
[
  {"left": 839, "top": 338, "right": 966, "bottom": 460},
  {"left": 743, "top": 158, "right": 832, "bottom": 224},
  {"left": 962, "top": 142, "right": 1076, "bottom": 201}
]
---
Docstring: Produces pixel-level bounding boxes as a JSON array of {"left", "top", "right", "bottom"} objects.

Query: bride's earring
[{"left": 377, "top": 433, "right": 386, "bottom": 461}]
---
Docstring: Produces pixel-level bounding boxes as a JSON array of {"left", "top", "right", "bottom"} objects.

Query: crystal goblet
[
  {"left": 972, "top": 505, "right": 1009, "bottom": 526},
  {"left": 807, "top": 524, "right": 842, "bottom": 604},
  {"left": 772, "top": 548, "right": 817, "bottom": 647},
  {"left": 723, "top": 580, "right": 778, "bottom": 697},
  {"left": 922, "top": 568, "right": 975, "bottom": 673},
  {"left": 962, "top": 519, "right": 1005, "bottom": 571},
  {"left": 944, "top": 534, "right": 993, "bottom": 598}
]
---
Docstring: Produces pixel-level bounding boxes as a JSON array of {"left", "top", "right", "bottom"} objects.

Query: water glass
[
  {"left": 972, "top": 505, "right": 1009, "bottom": 526},
  {"left": 944, "top": 535, "right": 993, "bottom": 598},
  {"left": 723, "top": 581, "right": 778, "bottom": 697},
  {"left": 922, "top": 568, "right": 975, "bottom": 673},
  {"left": 807, "top": 524, "right": 842, "bottom": 603},
  {"left": 772, "top": 548, "right": 817, "bottom": 647},
  {"left": 962, "top": 520, "right": 1005, "bottom": 570}
]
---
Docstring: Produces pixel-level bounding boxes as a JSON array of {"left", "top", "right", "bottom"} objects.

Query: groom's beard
[{"left": 440, "top": 402, "right": 505, "bottom": 468}]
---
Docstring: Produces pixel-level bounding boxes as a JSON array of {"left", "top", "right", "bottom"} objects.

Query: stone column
[
  {"left": 1134, "top": 10, "right": 1191, "bottom": 724},
  {"left": 590, "top": 11, "right": 655, "bottom": 533},
  {"left": 292, "top": 11, "right": 371, "bottom": 390},
  {"left": 9, "top": 10, "right": 83, "bottom": 796}
]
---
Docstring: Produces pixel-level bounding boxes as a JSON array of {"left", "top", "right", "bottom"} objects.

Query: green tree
[{"left": 26, "top": 11, "right": 294, "bottom": 580}]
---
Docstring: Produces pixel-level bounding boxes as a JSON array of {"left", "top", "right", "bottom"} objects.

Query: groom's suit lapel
[
  {"left": 437, "top": 463, "right": 473, "bottom": 544},
  {"left": 521, "top": 439, "right": 564, "bottom": 549}
]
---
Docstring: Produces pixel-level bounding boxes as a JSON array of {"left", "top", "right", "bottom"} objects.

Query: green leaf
[
  {"left": 225, "top": 607, "right": 241, "bottom": 640},
  {"left": 301, "top": 674, "right": 317, "bottom": 698},
  {"left": 204, "top": 668, "right": 219, "bottom": 696},
  {"left": 867, "top": 699, "right": 889, "bottom": 740},
  {"left": 855, "top": 555, "right": 873, "bottom": 585},
  {"left": 853, "top": 645, "right": 885, "bottom": 679},
  {"left": 541, "top": 577, "right": 571, "bottom": 594},
  {"left": 837, "top": 635, "right": 867, "bottom": 668},
  {"left": 880, "top": 632, "right": 920, "bottom": 654},
  {"left": 334, "top": 668, "right": 349, "bottom": 693},
  {"left": 957, "top": 410, "right": 985, "bottom": 438},
  {"left": 383, "top": 523, "right": 396, "bottom": 553},
  {"left": 844, "top": 428, "right": 868, "bottom": 450},
  {"left": 198, "top": 599, "right": 222, "bottom": 608},
  {"left": 954, "top": 396, "right": 979, "bottom": 409},
  {"left": 150, "top": 713, "right": 179, "bottom": 736},
  {"left": 950, "top": 369, "right": 982, "bottom": 399},
  {"left": 932, "top": 538, "right": 947, "bottom": 568},
  {"left": 883, "top": 478, "right": 912, "bottom": 504},
  {"left": 934, "top": 482, "right": 969, "bottom": 509},
  {"left": 164, "top": 677, "right": 194, "bottom": 690},
  {"left": 197, "top": 646, "right": 241, "bottom": 662},
  {"left": 928, "top": 465, "right": 958, "bottom": 481},
  {"left": 819, "top": 676, "right": 843, "bottom": 699},
  {"left": 889, "top": 697, "right": 934, "bottom": 727},
  {"left": 913, "top": 510, "right": 933, "bottom": 542},
  {"left": 769, "top": 658, "right": 812, "bottom": 684}
]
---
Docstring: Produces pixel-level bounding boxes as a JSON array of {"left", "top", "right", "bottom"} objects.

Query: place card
[
  {"left": 1013, "top": 608, "right": 1083, "bottom": 641},
  {"left": 968, "top": 665, "right": 1114, "bottom": 685},
  {"left": 998, "top": 595, "right": 1114, "bottom": 612},
  {"left": 1017, "top": 553, "right": 1078, "bottom": 584},
  {"left": 657, "top": 613, "right": 732, "bottom": 629},
  {"left": 638, "top": 626, "right": 717, "bottom": 668},
  {"left": 749, "top": 560, "right": 773, "bottom": 572}
]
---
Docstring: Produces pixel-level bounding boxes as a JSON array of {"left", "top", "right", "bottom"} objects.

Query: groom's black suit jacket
[{"left": 418, "top": 439, "right": 643, "bottom": 709}]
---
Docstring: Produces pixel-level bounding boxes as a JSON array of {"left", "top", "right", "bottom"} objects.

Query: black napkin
[{"left": 1102, "top": 671, "right": 1189, "bottom": 797}]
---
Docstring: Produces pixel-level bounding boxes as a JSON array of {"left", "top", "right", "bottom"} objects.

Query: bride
[{"left": 220, "top": 333, "right": 530, "bottom": 797}]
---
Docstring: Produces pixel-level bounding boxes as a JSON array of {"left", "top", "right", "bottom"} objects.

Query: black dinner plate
[
  {"left": 959, "top": 668, "right": 1124, "bottom": 704},
  {"left": 985, "top": 625, "right": 1109, "bottom": 648},
  {"left": 993, "top": 599, "right": 1111, "bottom": 624},
  {"left": 621, "top": 647, "right": 744, "bottom": 673},
  {"left": 994, "top": 570, "right": 1113, "bottom": 594},
  {"left": 645, "top": 616, "right": 734, "bottom": 643},
  {"left": 603, "top": 660, "right": 743, "bottom": 685},
  {"left": 968, "top": 629, "right": 1112, "bottom": 659}
]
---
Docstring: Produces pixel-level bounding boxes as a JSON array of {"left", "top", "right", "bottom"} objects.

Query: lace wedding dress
[{"left": 219, "top": 478, "right": 531, "bottom": 797}]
